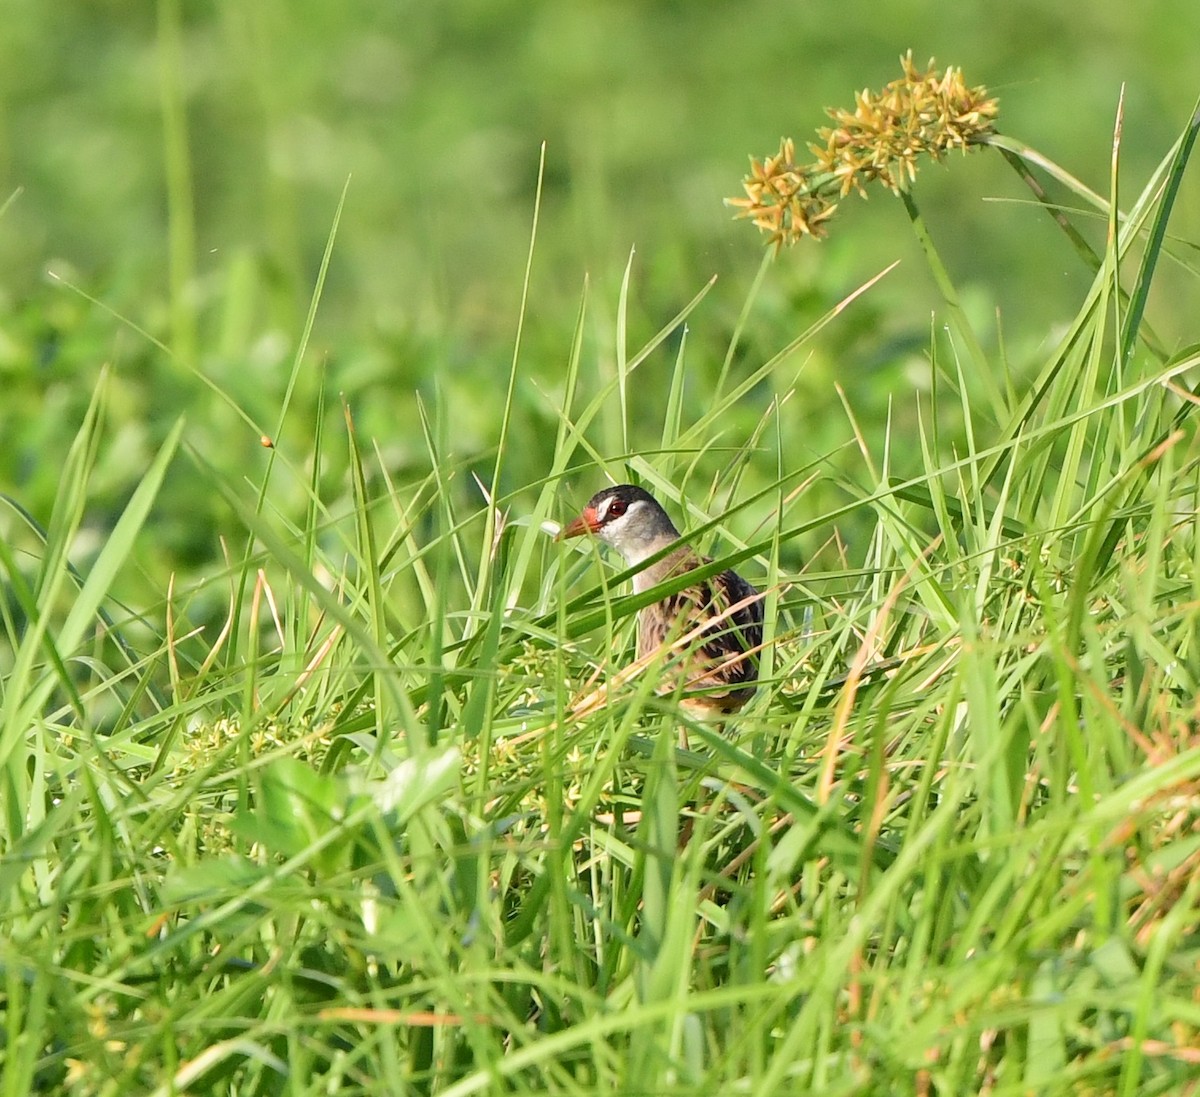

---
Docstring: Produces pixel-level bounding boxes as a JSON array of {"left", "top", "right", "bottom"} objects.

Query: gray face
[{"left": 593, "top": 492, "right": 679, "bottom": 565}]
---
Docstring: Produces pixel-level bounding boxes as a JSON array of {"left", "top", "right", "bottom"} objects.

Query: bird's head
[{"left": 557, "top": 484, "right": 680, "bottom": 565}]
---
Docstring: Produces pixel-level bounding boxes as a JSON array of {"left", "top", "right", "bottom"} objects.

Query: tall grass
[{"left": 1, "top": 111, "right": 1199, "bottom": 1096}]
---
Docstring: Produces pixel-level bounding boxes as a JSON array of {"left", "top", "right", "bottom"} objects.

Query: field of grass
[{"left": 2, "top": 12, "right": 1200, "bottom": 1096}]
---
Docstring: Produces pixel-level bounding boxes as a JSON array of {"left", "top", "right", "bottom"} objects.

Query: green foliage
[
  {"left": 2, "top": 51, "right": 1200, "bottom": 1097},
  {"left": 4, "top": 2, "right": 1200, "bottom": 594}
]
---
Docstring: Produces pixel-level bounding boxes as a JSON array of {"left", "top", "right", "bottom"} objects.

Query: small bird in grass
[{"left": 557, "top": 484, "right": 764, "bottom": 719}]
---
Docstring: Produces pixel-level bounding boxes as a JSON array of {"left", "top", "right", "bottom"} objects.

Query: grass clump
[{"left": 1, "top": 72, "right": 1199, "bottom": 1096}]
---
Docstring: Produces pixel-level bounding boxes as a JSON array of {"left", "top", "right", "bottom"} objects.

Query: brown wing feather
[{"left": 637, "top": 559, "right": 764, "bottom": 712}]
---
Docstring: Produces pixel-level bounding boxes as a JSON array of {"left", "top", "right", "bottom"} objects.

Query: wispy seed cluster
[{"left": 728, "top": 52, "right": 999, "bottom": 250}]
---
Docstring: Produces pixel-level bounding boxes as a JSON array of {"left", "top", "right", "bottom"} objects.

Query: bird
[{"left": 557, "top": 484, "right": 764, "bottom": 719}]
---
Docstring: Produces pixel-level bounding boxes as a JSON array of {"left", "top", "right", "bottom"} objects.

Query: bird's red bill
[{"left": 557, "top": 508, "right": 599, "bottom": 540}]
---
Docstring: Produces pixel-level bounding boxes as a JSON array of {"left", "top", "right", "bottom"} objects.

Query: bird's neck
[{"left": 629, "top": 543, "right": 696, "bottom": 593}]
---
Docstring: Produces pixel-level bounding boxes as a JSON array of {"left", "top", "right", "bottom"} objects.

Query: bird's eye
[{"left": 604, "top": 496, "right": 627, "bottom": 520}]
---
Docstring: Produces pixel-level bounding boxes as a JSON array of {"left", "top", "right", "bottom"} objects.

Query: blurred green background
[{"left": 1, "top": 0, "right": 1198, "bottom": 605}]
